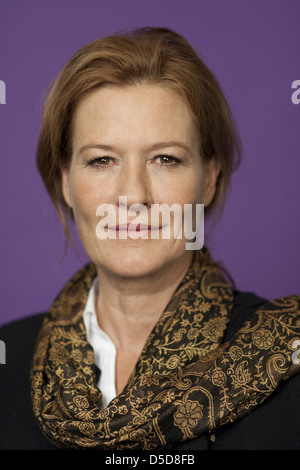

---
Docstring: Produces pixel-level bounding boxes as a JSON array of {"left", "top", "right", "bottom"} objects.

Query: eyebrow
[{"left": 78, "top": 141, "right": 192, "bottom": 155}]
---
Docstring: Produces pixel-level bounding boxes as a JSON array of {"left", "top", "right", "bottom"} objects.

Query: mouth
[
  {"left": 117, "top": 223, "right": 160, "bottom": 231},
  {"left": 107, "top": 223, "right": 162, "bottom": 239}
]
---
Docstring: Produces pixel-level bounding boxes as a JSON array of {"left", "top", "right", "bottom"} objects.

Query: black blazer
[{"left": 0, "top": 291, "right": 299, "bottom": 450}]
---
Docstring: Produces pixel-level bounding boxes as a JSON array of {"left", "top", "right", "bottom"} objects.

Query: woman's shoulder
[
  {"left": 0, "top": 312, "right": 45, "bottom": 339},
  {"left": 224, "top": 290, "right": 268, "bottom": 342},
  {"left": 0, "top": 313, "right": 56, "bottom": 450},
  {"left": 0, "top": 313, "right": 46, "bottom": 368},
  {"left": 227, "top": 290, "right": 300, "bottom": 339},
  {"left": 233, "top": 290, "right": 267, "bottom": 307},
  {"left": 171, "top": 290, "right": 300, "bottom": 450}
]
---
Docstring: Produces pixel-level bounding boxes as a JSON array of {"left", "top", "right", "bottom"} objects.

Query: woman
[{"left": 0, "top": 27, "right": 299, "bottom": 451}]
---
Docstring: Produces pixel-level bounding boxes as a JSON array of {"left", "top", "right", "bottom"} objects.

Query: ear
[
  {"left": 61, "top": 166, "right": 73, "bottom": 209},
  {"left": 202, "top": 158, "right": 221, "bottom": 207}
]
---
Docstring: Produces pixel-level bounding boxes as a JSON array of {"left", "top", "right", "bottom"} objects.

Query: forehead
[{"left": 72, "top": 83, "right": 199, "bottom": 150}]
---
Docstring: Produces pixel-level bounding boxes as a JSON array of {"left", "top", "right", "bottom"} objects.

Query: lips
[
  {"left": 106, "top": 223, "right": 162, "bottom": 239},
  {"left": 115, "top": 223, "right": 160, "bottom": 231}
]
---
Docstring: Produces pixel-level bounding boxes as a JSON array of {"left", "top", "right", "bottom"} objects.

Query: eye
[
  {"left": 154, "top": 155, "right": 182, "bottom": 166},
  {"left": 85, "top": 156, "right": 114, "bottom": 167}
]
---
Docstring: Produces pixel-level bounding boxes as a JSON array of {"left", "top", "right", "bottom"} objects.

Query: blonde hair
[{"left": 37, "top": 27, "right": 241, "bottom": 236}]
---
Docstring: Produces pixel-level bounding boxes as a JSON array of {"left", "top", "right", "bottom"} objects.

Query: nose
[{"left": 116, "top": 160, "right": 153, "bottom": 210}]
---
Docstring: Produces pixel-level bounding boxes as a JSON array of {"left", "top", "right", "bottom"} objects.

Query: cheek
[
  {"left": 69, "top": 173, "right": 105, "bottom": 224},
  {"left": 167, "top": 170, "right": 204, "bottom": 206}
]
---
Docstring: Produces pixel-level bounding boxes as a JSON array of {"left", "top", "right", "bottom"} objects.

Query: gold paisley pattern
[{"left": 31, "top": 248, "right": 300, "bottom": 450}]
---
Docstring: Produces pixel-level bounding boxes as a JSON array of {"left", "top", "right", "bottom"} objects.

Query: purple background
[{"left": 0, "top": 0, "right": 299, "bottom": 326}]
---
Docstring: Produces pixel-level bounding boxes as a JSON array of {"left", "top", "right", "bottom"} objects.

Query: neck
[{"left": 94, "top": 251, "right": 193, "bottom": 352}]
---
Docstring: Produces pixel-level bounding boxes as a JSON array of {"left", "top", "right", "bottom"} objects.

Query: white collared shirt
[{"left": 83, "top": 277, "right": 117, "bottom": 408}]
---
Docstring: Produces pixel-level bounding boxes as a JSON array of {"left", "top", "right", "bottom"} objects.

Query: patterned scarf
[{"left": 31, "top": 248, "right": 300, "bottom": 450}]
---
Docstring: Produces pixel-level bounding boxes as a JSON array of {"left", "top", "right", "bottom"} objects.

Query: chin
[{"left": 90, "top": 239, "right": 184, "bottom": 279}]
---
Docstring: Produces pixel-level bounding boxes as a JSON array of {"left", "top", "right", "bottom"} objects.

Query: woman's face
[{"left": 62, "top": 83, "right": 219, "bottom": 278}]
